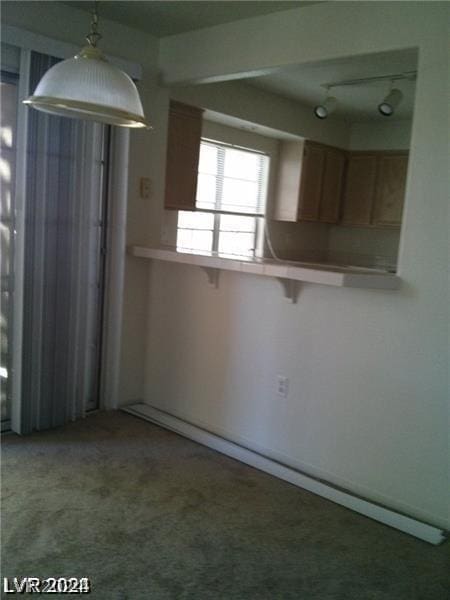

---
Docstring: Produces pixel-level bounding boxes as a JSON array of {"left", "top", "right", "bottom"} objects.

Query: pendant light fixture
[{"left": 24, "top": 2, "right": 150, "bottom": 129}]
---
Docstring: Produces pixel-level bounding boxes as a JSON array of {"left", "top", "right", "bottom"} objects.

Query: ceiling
[
  {"left": 63, "top": 1, "right": 319, "bottom": 38},
  {"left": 246, "top": 48, "right": 418, "bottom": 122},
  {"left": 61, "top": 2, "right": 416, "bottom": 123}
]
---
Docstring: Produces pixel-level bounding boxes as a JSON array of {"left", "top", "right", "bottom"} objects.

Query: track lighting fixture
[
  {"left": 314, "top": 94, "right": 337, "bottom": 120},
  {"left": 378, "top": 88, "right": 403, "bottom": 117},
  {"left": 313, "top": 71, "right": 415, "bottom": 120},
  {"left": 24, "top": 1, "right": 150, "bottom": 128}
]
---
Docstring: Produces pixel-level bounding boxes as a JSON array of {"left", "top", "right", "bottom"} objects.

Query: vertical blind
[
  {"left": 0, "top": 69, "right": 19, "bottom": 428},
  {"left": 19, "top": 51, "right": 108, "bottom": 433}
]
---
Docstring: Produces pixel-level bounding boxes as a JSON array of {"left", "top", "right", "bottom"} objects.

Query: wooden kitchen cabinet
[
  {"left": 341, "top": 154, "right": 378, "bottom": 226},
  {"left": 341, "top": 151, "right": 408, "bottom": 228},
  {"left": 297, "top": 142, "right": 325, "bottom": 221},
  {"left": 164, "top": 100, "right": 203, "bottom": 211},
  {"left": 319, "top": 147, "right": 346, "bottom": 223},
  {"left": 272, "top": 141, "right": 304, "bottom": 221},
  {"left": 372, "top": 153, "right": 408, "bottom": 227},
  {"left": 274, "top": 140, "right": 345, "bottom": 223}
]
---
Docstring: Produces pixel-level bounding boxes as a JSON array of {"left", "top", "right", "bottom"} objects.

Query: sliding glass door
[
  {"left": 0, "top": 69, "right": 19, "bottom": 431},
  {"left": 1, "top": 44, "right": 111, "bottom": 433}
]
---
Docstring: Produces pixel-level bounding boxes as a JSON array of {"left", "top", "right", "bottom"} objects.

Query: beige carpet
[{"left": 1, "top": 411, "right": 449, "bottom": 599}]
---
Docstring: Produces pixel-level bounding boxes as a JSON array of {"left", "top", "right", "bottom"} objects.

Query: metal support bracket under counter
[{"left": 129, "top": 246, "right": 401, "bottom": 297}]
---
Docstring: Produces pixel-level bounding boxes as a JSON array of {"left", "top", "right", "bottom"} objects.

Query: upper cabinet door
[
  {"left": 319, "top": 147, "right": 346, "bottom": 223},
  {"left": 341, "top": 154, "right": 378, "bottom": 226},
  {"left": 164, "top": 101, "right": 203, "bottom": 211},
  {"left": 298, "top": 142, "right": 325, "bottom": 221},
  {"left": 372, "top": 153, "right": 408, "bottom": 227},
  {"left": 272, "top": 141, "right": 304, "bottom": 222}
]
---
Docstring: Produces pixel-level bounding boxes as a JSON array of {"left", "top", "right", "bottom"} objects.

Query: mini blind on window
[{"left": 196, "top": 140, "right": 269, "bottom": 215}]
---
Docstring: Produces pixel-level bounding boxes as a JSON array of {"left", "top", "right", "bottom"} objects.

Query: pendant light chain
[{"left": 86, "top": 1, "right": 102, "bottom": 48}]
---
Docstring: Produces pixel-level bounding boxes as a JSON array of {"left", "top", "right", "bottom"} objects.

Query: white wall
[
  {"left": 349, "top": 119, "right": 412, "bottom": 151},
  {"left": 147, "top": 1, "right": 449, "bottom": 529}
]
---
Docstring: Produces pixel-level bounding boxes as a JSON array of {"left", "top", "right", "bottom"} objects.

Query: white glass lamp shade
[{"left": 24, "top": 46, "right": 150, "bottom": 128}]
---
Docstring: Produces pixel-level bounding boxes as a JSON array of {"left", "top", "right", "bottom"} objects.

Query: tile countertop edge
[{"left": 129, "top": 246, "right": 401, "bottom": 291}]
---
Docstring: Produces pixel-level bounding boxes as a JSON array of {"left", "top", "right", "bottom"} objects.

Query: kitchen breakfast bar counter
[{"left": 130, "top": 246, "right": 400, "bottom": 301}]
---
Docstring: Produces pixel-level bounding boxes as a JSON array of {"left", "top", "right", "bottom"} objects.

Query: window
[{"left": 177, "top": 139, "right": 269, "bottom": 257}]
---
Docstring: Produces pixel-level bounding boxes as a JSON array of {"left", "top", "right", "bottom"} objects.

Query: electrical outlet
[
  {"left": 140, "top": 177, "right": 151, "bottom": 199},
  {"left": 277, "top": 376, "right": 289, "bottom": 399}
]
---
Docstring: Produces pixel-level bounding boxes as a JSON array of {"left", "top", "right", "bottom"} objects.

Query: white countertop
[{"left": 130, "top": 246, "right": 401, "bottom": 292}]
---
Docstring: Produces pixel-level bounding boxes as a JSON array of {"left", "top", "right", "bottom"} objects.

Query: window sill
[{"left": 130, "top": 245, "right": 401, "bottom": 297}]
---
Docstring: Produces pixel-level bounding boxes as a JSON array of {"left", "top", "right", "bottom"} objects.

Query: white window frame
[{"left": 177, "top": 137, "right": 270, "bottom": 258}]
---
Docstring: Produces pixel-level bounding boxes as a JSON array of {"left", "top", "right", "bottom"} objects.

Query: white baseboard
[{"left": 123, "top": 402, "right": 447, "bottom": 546}]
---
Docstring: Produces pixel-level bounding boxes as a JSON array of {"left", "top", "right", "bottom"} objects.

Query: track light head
[
  {"left": 314, "top": 95, "right": 337, "bottom": 119},
  {"left": 378, "top": 88, "right": 403, "bottom": 117}
]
